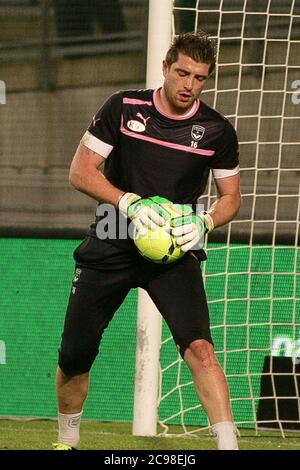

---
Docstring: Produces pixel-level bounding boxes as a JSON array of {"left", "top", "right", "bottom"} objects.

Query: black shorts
[{"left": 58, "top": 237, "right": 213, "bottom": 375}]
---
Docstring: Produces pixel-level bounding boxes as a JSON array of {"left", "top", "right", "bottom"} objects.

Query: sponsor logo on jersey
[
  {"left": 92, "top": 115, "right": 101, "bottom": 127},
  {"left": 136, "top": 113, "right": 150, "bottom": 127},
  {"left": 191, "top": 125, "right": 205, "bottom": 141},
  {"left": 127, "top": 120, "right": 146, "bottom": 133}
]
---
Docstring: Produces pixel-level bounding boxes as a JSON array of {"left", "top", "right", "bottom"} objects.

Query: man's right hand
[{"left": 118, "top": 193, "right": 170, "bottom": 233}]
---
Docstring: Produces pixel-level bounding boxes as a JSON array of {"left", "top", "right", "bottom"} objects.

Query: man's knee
[
  {"left": 184, "top": 339, "right": 218, "bottom": 369},
  {"left": 58, "top": 346, "right": 97, "bottom": 376}
]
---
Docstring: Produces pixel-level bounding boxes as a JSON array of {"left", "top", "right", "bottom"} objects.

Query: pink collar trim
[{"left": 153, "top": 88, "right": 200, "bottom": 120}]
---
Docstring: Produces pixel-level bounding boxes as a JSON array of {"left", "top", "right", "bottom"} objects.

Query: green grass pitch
[{"left": 0, "top": 419, "right": 299, "bottom": 450}]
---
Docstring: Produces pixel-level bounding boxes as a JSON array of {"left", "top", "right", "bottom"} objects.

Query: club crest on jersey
[
  {"left": 191, "top": 125, "right": 205, "bottom": 141},
  {"left": 127, "top": 120, "right": 146, "bottom": 133}
]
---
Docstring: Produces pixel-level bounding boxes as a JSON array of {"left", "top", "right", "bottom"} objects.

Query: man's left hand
[{"left": 171, "top": 212, "right": 206, "bottom": 252}]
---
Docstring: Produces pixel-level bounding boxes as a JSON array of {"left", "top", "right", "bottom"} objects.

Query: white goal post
[{"left": 132, "top": 0, "right": 173, "bottom": 437}]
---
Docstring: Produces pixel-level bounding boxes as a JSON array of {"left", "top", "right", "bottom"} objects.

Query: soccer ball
[{"left": 133, "top": 203, "right": 184, "bottom": 264}]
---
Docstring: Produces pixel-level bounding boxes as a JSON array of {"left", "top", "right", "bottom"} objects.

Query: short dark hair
[{"left": 165, "top": 31, "right": 217, "bottom": 75}]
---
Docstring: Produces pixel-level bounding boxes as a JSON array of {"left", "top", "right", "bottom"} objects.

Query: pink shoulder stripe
[
  {"left": 123, "top": 98, "right": 153, "bottom": 106},
  {"left": 120, "top": 124, "right": 215, "bottom": 157}
]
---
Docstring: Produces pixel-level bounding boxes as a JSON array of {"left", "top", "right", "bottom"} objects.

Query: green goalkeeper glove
[
  {"left": 118, "top": 193, "right": 171, "bottom": 233},
  {"left": 170, "top": 204, "right": 214, "bottom": 252}
]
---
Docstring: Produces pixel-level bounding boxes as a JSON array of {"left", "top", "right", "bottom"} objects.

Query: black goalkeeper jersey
[{"left": 81, "top": 88, "right": 239, "bottom": 249}]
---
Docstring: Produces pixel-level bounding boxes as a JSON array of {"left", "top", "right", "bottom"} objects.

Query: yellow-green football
[{"left": 133, "top": 200, "right": 185, "bottom": 264}]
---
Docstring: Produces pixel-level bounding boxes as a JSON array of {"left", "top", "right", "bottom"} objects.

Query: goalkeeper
[{"left": 54, "top": 31, "right": 241, "bottom": 451}]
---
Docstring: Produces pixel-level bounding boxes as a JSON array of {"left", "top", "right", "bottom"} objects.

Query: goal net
[{"left": 157, "top": 0, "right": 300, "bottom": 436}]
